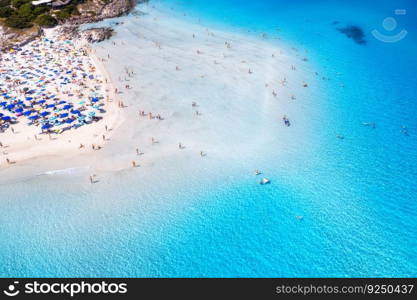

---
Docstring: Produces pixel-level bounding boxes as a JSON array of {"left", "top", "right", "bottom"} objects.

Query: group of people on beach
[{"left": 0, "top": 36, "right": 107, "bottom": 135}]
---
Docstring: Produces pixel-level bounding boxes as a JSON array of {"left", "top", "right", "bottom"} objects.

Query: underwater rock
[{"left": 337, "top": 25, "right": 367, "bottom": 45}]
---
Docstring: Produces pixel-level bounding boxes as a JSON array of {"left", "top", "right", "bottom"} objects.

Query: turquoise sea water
[{"left": 1, "top": 0, "right": 416, "bottom": 277}]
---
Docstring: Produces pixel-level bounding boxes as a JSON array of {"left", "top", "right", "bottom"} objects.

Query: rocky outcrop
[
  {"left": 80, "top": 27, "right": 114, "bottom": 43},
  {"left": 0, "top": 22, "right": 42, "bottom": 51},
  {"left": 1, "top": 0, "right": 137, "bottom": 50},
  {"left": 69, "top": 0, "right": 137, "bottom": 24},
  {"left": 55, "top": 25, "right": 113, "bottom": 44}
]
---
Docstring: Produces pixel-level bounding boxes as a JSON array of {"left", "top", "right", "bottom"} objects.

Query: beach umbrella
[
  {"left": 29, "top": 115, "right": 39, "bottom": 120},
  {"left": 63, "top": 105, "right": 72, "bottom": 110},
  {"left": 42, "top": 124, "right": 52, "bottom": 130},
  {"left": 2, "top": 116, "right": 11, "bottom": 121},
  {"left": 71, "top": 110, "right": 81, "bottom": 115},
  {"left": 15, "top": 107, "right": 24, "bottom": 113},
  {"left": 37, "top": 100, "right": 46, "bottom": 104},
  {"left": 25, "top": 97, "right": 33, "bottom": 101},
  {"left": 65, "top": 119, "right": 74, "bottom": 124},
  {"left": 40, "top": 111, "right": 50, "bottom": 117},
  {"left": 59, "top": 100, "right": 66, "bottom": 104},
  {"left": 91, "top": 98, "right": 99, "bottom": 103},
  {"left": 6, "top": 104, "right": 15, "bottom": 110},
  {"left": 24, "top": 111, "right": 33, "bottom": 116},
  {"left": 59, "top": 113, "right": 69, "bottom": 118},
  {"left": 0, "top": 102, "right": 7, "bottom": 106},
  {"left": 46, "top": 104, "right": 56, "bottom": 108}
]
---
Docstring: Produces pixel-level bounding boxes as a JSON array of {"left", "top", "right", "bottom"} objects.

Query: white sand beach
[
  {"left": 0, "top": 6, "right": 322, "bottom": 181},
  {"left": 0, "top": 28, "right": 123, "bottom": 173}
]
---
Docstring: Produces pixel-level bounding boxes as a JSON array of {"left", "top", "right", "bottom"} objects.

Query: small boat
[
  {"left": 255, "top": 170, "right": 262, "bottom": 175},
  {"left": 361, "top": 122, "right": 376, "bottom": 128},
  {"left": 259, "top": 177, "right": 270, "bottom": 185},
  {"left": 295, "top": 216, "right": 304, "bottom": 221}
]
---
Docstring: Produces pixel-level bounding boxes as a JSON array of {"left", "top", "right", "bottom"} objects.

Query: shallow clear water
[{"left": 1, "top": 0, "right": 416, "bottom": 277}]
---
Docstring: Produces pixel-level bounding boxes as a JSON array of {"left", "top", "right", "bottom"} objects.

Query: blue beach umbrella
[
  {"left": 24, "top": 111, "right": 33, "bottom": 116},
  {"left": 63, "top": 105, "right": 72, "bottom": 110},
  {"left": 2, "top": 116, "right": 11, "bottom": 121},
  {"left": 15, "top": 107, "right": 24, "bottom": 113},
  {"left": 29, "top": 115, "right": 39, "bottom": 120},
  {"left": 65, "top": 119, "right": 74, "bottom": 124},
  {"left": 40, "top": 111, "right": 50, "bottom": 117},
  {"left": 59, "top": 113, "right": 69, "bottom": 118},
  {"left": 42, "top": 124, "right": 52, "bottom": 130}
]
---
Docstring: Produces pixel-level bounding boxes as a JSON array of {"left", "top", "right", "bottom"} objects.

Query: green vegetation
[
  {"left": 34, "top": 13, "right": 57, "bottom": 27},
  {"left": 0, "top": 6, "right": 14, "bottom": 17},
  {"left": 55, "top": 3, "right": 79, "bottom": 20},
  {"left": 0, "top": 0, "right": 83, "bottom": 29},
  {"left": 5, "top": 13, "right": 31, "bottom": 28}
]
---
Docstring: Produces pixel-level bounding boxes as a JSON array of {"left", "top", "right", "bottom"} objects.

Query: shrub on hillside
[
  {"left": 11, "top": 0, "right": 30, "bottom": 9},
  {"left": 5, "top": 13, "right": 32, "bottom": 28},
  {"left": 0, "top": 6, "right": 13, "bottom": 17},
  {"left": 0, "top": 0, "right": 11, "bottom": 8},
  {"left": 34, "top": 13, "right": 57, "bottom": 27}
]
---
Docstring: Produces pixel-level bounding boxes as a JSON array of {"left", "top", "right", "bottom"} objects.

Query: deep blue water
[{"left": 0, "top": 0, "right": 416, "bottom": 277}]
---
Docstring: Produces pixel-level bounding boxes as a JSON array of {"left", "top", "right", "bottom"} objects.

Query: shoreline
[
  {"left": 0, "top": 4, "right": 321, "bottom": 183},
  {"left": 0, "top": 28, "right": 125, "bottom": 177}
]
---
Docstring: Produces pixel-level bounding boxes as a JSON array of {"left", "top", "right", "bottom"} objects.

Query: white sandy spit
[{"left": 0, "top": 7, "right": 323, "bottom": 182}]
